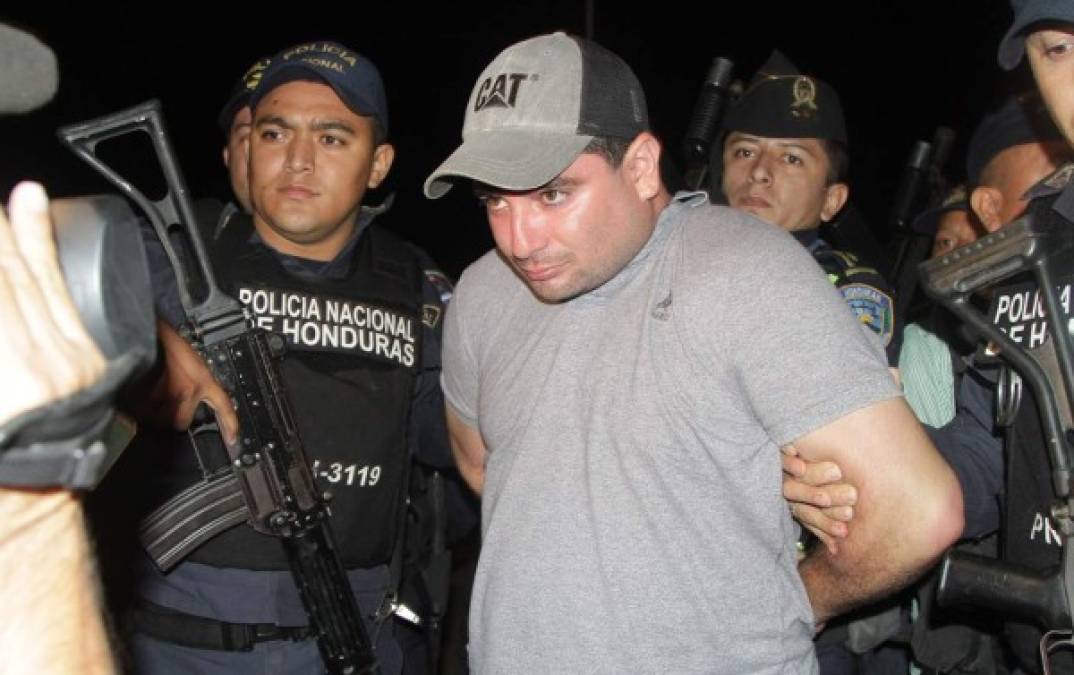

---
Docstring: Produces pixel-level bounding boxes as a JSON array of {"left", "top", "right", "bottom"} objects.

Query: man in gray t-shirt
[{"left": 423, "top": 32, "right": 963, "bottom": 674}]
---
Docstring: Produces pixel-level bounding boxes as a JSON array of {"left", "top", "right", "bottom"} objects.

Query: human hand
[
  {"left": 0, "top": 182, "right": 106, "bottom": 425},
  {"left": 137, "top": 320, "right": 239, "bottom": 445},
  {"left": 782, "top": 444, "right": 857, "bottom": 555}
]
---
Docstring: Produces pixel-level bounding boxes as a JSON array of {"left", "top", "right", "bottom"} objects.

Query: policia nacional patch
[
  {"left": 236, "top": 285, "right": 420, "bottom": 368},
  {"left": 841, "top": 283, "right": 894, "bottom": 346}
]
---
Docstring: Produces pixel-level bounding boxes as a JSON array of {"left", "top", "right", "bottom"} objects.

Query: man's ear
[
  {"left": 970, "top": 186, "right": 1004, "bottom": 232},
  {"left": 222, "top": 146, "right": 231, "bottom": 170},
  {"left": 625, "top": 132, "right": 663, "bottom": 201},
  {"left": 819, "top": 182, "right": 849, "bottom": 223},
  {"left": 368, "top": 143, "right": 396, "bottom": 189}
]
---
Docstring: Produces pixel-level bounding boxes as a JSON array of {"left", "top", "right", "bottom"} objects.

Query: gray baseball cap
[
  {"left": 998, "top": 0, "right": 1074, "bottom": 70},
  {"left": 424, "top": 32, "right": 649, "bottom": 199}
]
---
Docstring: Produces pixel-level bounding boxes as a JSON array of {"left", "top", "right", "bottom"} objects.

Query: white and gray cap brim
[{"left": 424, "top": 130, "right": 594, "bottom": 198}]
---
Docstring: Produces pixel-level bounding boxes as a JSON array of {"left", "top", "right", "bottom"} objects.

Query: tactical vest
[{"left": 156, "top": 213, "right": 423, "bottom": 570}]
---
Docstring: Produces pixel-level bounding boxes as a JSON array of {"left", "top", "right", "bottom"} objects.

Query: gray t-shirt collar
[{"left": 582, "top": 191, "right": 707, "bottom": 300}]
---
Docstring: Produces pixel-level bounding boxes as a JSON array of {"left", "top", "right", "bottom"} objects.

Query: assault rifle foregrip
[
  {"left": 938, "top": 550, "right": 1069, "bottom": 628},
  {"left": 59, "top": 100, "right": 379, "bottom": 674}
]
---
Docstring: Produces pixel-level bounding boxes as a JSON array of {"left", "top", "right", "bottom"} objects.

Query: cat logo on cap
[{"left": 791, "top": 76, "right": 818, "bottom": 120}]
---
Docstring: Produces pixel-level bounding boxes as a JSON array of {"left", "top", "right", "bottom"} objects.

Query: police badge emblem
[
  {"left": 422, "top": 304, "right": 442, "bottom": 329},
  {"left": 243, "top": 58, "right": 270, "bottom": 92},
  {"left": 841, "top": 284, "right": 894, "bottom": 346},
  {"left": 791, "top": 76, "right": 818, "bottom": 120}
]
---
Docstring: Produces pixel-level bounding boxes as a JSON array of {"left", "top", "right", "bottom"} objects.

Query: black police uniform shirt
[{"left": 140, "top": 202, "right": 453, "bottom": 572}]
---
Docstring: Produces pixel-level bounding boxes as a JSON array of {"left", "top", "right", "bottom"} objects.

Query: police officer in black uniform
[
  {"left": 714, "top": 50, "right": 900, "bottom": 366},
  {"left": 125, "top": 40, "right": 454, "bottom": 675}
]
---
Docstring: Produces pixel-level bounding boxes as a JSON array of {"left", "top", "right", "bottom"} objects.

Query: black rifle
[
  {"left": 58, "top": 100, "right": 378, "bottom": 675},
  {"left": 889, "top": 127, "right": 956, "bottom": 325},
  {"left": 919, "top": 208, "right": 1074, "bottom": 675},
  {"left": 681, "top": 57, "right": 734, "bottom": 192}
]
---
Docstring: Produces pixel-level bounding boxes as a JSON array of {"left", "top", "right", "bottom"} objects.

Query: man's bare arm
[
  {"left": 795, "top": 397, "right": 963, "bottom": 625},
  {"left": 0, "top": 488, "right": 116, "bottom": 675},
  {"left": 446, "top": 404, "right": 486, "bottom": 496}
]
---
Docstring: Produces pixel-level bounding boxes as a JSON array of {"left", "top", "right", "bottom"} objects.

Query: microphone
[{"left": 0, "top": 23, "right": 59, "bottom": 114}]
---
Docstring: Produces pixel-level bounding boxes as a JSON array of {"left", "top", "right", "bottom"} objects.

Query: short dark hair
[
  {"left": 583, "top": 136, "right": 633, "bottom": 168},
  {"left": 819, "top": 138, "right": 849, "bottom": 185}
]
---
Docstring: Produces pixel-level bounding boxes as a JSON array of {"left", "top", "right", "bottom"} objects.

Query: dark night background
[{"left": 1, "top": 2, "right": 1029, "bottom": 280}]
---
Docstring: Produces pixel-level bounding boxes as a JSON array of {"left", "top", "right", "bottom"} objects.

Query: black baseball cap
[
  {"left": 249, "top": 40, "right": 389, "bottom": 140},
  {"left": 999, "top": 0, "right": 1074, "bottom": 69}
]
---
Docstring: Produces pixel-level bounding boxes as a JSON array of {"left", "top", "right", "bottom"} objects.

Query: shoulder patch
[
  {"left": 840, "top": 283, "right": 894, "bottom": 346},
  {"left": 425, "top": 269, "right": 454, "bottom": 304},
  {"left": 422, "top": 304, "right": 442, "bottom": 329}
]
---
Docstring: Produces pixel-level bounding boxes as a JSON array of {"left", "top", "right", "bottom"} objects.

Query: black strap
[{"left": 128, "top": 602, "right": 312, "bottom": 652}]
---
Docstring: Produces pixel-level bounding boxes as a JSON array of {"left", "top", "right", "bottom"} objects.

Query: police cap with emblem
[
  {"left": 423, "top": 31, "right": 649, "bottom": 199},
  {"left": 966, "top": 91, "right": 1063, "bottom": 185},
  {"left": 999, "top": 0, "right": 1074, "bottom": 69},
  {"left": 722, "top": 50, "right": 847, "bottom": 145},
  {"left": 217, "top": 56, "right": 270, "bottom": 135},
  {"left": 249, "top": 40, "right": 389, "bottom": 140}
]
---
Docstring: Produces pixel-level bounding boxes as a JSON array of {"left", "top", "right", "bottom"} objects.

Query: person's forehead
[
  {"left": 475, "top": 151, "right": 610, "bottom": 195},
  {"left": 253, "top": 81, "right": 377, "bottom": 134},
  {"left": 255, "top": 80, "right": 351, "bottom": 115},
  {"left": 725, "top": 132, "right": 825, "bottom": 151},
  {"left": 937, "top": 209, "right": 972, "bottom": 231},
  {"left": 1029, "top": 25, "right": 1074, "bottom": 43}
]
